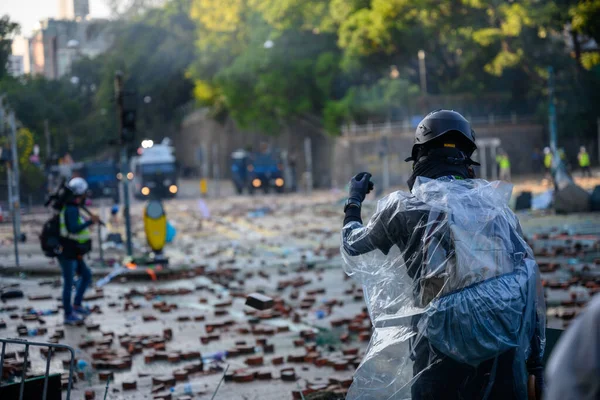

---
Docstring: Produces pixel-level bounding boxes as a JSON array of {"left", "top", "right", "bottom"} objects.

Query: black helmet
[{"left": 406, "top": 109, "right": 477, "bottom": 162}]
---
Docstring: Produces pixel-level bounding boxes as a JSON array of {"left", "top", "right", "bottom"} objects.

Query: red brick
[
  {"left": 304, "top": 352, "right": 320, "bottom": 363},
  {"left": 342, "top": 348, "right": 359, "bottom": 356},
  {"left": 152, "top": 376, "right": 176, "bottom": 387},
  {"left": 174, "top": 370, "right": 189, "bottom": 381},
  {"left": 98, "top": 372, "right": 114, "bottom": 381},
  {"left": 287, "top": 354, "right": 305, "bottom": 363},
  {"left": 280, "top": 368, "right": 296, "bottom": 381},
  {"left": 181, "top": 351, "right": 201, "bottom": 360},
  {"left": 236, "top": 345, "right": 255, "bottom": 355},
  {"left": 272, "top": 356, "right": 284, "bottom": 365},
  {"left": 333, "top": 361, "right": 348, "bottom": 371},
  {"left": 358, "top": 333, "right": 371, "bottom": 342},
  {"left": 233, "top": 372, "right": 255, "bottom": 383},
  {"left": 245, "top": 293, "right": 274, "bottom": 310},
  {"left": 255, "top": 370, "right": 272, "bottom": 380},
  {"left": 84, "top": 390, "right": 95, "bottom": 400},
  {"left": 122, "top": 381, "right": 137, "bottom": 390},
  {"left": 263, "top": 344, "right": 275, "bottom": 354},
  {"left": 245, "top": 356, "right": 264, "bottom": 366},
  {"left": 168, "top": 353, "right": 181, "bottom": 363},
  {"left": 314, "top": 358, "right": 328, "bottom": 367},
  {"left": 151, "top": 385, "right": 165, "bottom": 393}
]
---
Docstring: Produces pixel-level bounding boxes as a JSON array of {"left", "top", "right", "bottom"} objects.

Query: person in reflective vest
[
  {"left": 543, "top": 147, "right": 553, "bottom": 179},
  {"left": 59, "top": 177, "right": 100, "bottom": 325},
  {"left": 578, "top": 146, "right": 592, "bottom": 178},
  {"left": 496, "top": 150, "right": 511, "bottom": 182}
]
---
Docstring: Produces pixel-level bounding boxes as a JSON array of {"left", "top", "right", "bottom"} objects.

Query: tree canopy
[
  {"left": 1, "top": 0, "right": 599, "bottom": 170},
  {"left": 188, "top": 0, "right": 600, "bottom": 137}
]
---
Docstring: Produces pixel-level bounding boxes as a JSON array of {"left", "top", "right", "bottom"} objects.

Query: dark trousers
[
  {"left": 581, "top": 166, "right": 592, "bottom": 177},
  {"left": 411, "top": 339, "right": 518, "bottom": 400},
  {"left": 58, "top": 256, "right": 92, "bottom": 316}
]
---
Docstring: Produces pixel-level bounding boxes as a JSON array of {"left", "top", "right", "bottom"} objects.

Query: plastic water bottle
[{"left": 184, "top": 383, "right": 193, "bottom": 395}]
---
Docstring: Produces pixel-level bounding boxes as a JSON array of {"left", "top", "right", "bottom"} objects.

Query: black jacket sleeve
[{"left": 342, "top": 206, "right": 397, "bottom": 256}]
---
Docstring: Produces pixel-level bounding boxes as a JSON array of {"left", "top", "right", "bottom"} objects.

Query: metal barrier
[{"left": 0, "top": 337, "right": 75, "bottom": 400}]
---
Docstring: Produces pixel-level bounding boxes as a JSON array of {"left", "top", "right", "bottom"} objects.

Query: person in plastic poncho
[{"left": 341, "top": 110, "right": 546, "bottom": 400}]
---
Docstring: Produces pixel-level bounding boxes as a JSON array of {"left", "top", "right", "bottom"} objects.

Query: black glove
[{"left": 349, "top": 172, "right": 374, "bottom": 203}]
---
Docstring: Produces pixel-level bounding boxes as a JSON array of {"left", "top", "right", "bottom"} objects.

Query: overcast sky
[{"left": 3, "top": 1, "right": 111, "bottom": 37}]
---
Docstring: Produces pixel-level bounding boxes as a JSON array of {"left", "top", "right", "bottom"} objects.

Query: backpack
[
  {"left": 40, "top": 214, "right": 63, "bottom": 258},
  {"left": 417, "top": 210, "right": 537, "bottom": 367}
]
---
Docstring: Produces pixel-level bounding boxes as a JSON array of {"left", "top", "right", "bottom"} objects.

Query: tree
[{"left": 0, "top": 15, "right": 19, "bottom": 80}]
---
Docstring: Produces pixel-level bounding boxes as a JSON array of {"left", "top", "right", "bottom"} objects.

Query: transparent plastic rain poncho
[{"left": 341, "top": 177, "right": 546, "bottom": 400}]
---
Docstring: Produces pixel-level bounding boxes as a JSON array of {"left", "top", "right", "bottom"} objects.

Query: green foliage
[
  {"left": 0, "top": 0, "right": 195, "bottom": 162},
  {"left": 186, "top": 0, "right": 600, "bottom": 140},
  {"left": 0, "top": 15, "right": 19, "bottom": 80}
]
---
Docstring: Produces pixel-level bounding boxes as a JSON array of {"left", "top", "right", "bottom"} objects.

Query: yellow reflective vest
[
  {"left": 544, "top": 154, "right": 553, "bottom": 169},
  {"left": 579, "top": 152, "right": 590, "bottom": 167},
  {"left": 496, "top": 155, "right": 510, "bottom": 169},
  {"left": 59, "top": 207, "right": 91, "bottom": 244}
]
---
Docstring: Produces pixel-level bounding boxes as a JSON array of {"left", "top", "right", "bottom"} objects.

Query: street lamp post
[
  {"left": 115, "top": 71, "right": 134, "bottom": 257},
  {"left": 418, "top": 50, "right": 427, "bottom": 95}
]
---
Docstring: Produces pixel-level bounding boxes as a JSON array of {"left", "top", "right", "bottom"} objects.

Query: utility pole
[
  {"left": 418, "top": 50, "right": 427, "bottom": 95},
  {"left": 212, "top": 143, "right": 220, "bottom": 198},
  {"left": 44, "top": 119, "right": 51, "bottom": 160},
  {"left": 304, "top": 137, "right": 313, "bottom": 195},
  {"left": 9, "top": 111, "right": 20, "bottom": 267},
  {"left": 44, "top": 119, "right": 52, "bottom": 192},
  {"left": 548, "top": 66, "right": 558, "bottom": 151},
  {"left": 596, "top": 117, "right": 599, "bottom": 165},
  {"left": 115, "top": 71, "right": 133, "bottom": 257}
]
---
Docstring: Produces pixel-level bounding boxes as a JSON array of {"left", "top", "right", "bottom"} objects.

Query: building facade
[
  {"left": 58, "top": 0, "right": 90, "bottom": 20},
  {"left": 28, "top": 18, "right": 112, "bottom": 79}
]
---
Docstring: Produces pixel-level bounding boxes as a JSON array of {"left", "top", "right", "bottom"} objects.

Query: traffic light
[{"left": 121, "top": 109, "right": 136, "bottom": 143}]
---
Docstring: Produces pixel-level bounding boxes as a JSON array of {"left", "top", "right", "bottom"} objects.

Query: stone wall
[{"left": 175, "top": 109, "right": 335, "bottom": 188}]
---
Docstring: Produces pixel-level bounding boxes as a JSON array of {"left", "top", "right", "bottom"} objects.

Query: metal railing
[
  {"left": 0, "top": 337, "right": 75, "bottom": 400},
  {"left": 342, "top": 114, "right": 540, "bottom": 137}
]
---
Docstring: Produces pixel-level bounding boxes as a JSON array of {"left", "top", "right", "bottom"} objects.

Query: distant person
[
  {"left": 543, "top": 147, "right": 553, "bottom": 179},
  {"left": 545, "top": 294, "right": 600, "bottom": 400},
  {"left": 531, "top": 148, "right": 542, "bottom": 175},
  {"left": 62, "top": 152, "right": 74, "bottom": 165},
  {"left": 288, "top": 152, "right": 298, "bottom": 192},
  {"left": 578, "top": 146, "right": 592, "bottom": 178},
  {"left": 558, "top": 148, "right": 570, "bottom": 171},
  {"left": 110, "top": 204, "right": 119, "bottom": 225},
  {"left": 59, "top": 178, "right": 100, "bottom": 325},
  {"left": 496, "top": 150, "right": 511, "bottom": 181}
]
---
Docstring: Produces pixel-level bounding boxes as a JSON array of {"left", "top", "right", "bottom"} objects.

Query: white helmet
[
  {"left": 543, "top": 147, "right": 550, "bottom": 154},
  {"left": 580, "top": 146, "right": 586, "bottom": 152},
  {"left": 67, "top": 177, "right": 88, "bottom": 196}
]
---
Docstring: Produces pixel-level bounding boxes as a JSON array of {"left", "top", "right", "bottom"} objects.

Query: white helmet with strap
[{"left": 67, "top": 177, "right": 88, "bottom": 196}]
